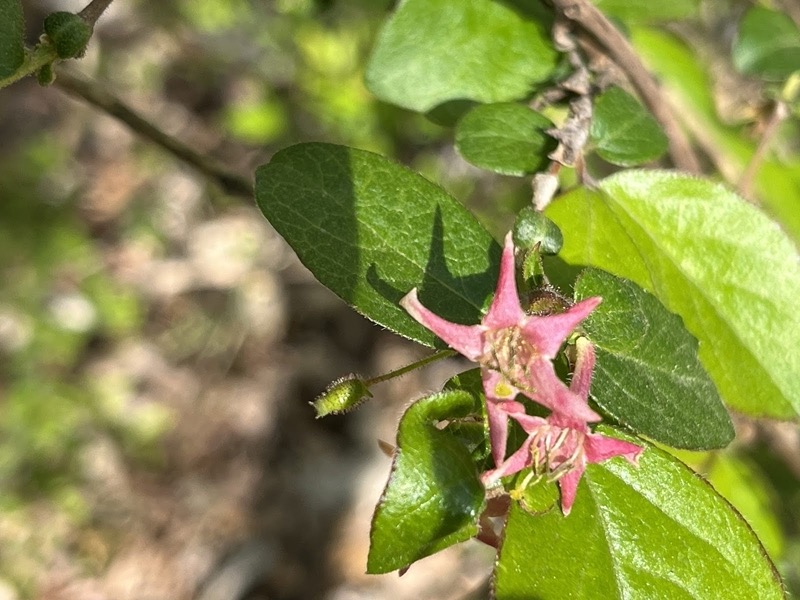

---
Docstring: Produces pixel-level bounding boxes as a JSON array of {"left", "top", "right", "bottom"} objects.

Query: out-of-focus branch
[
  {"left": 79, "top": 0, "right": 115, "bottom": 28},
  {"left": 550, "top": 0, "right": 703, "bottom": 174},
  {"left": 53, "top": 68, "right": 254, "bottom": 199},
  {"left": 739, "top": 101, "right": 789, "bottom": 198}
]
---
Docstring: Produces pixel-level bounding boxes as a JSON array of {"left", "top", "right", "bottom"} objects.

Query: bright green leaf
[
  {"left": 547, "top": 171, "right": 800, "bottom": 419},
  {"left": 592, "top": 0, "right": 698, "bottom": 23},
  {"left": 706, "top": 454, "right": 784, "bottom": 562},
  {"left": 733, "top": 7, "right": 800, "bottom": 82},
  {"left": 255, "top": 143, "right": 499, "bottom": 347},
  {"left": 494, "top": 430, "right": 783, "bottom": 599},
  {"left": 365, "top": 0, "right": 558, "bottom": 113},
  {"left": 0, "top": 0, "right": 25, "bottom": 78},
  {"left": 367, "top": 390, "right": 485, "bottom": 573},
  {"left": 575, "top": 268, "right": 733, "bottom": 449},
  {"left": 590, "top": 86, "right": 668, "bottom": 166},
  {"left": 455, "top": 103, "right": 555, "bottom": 176}
]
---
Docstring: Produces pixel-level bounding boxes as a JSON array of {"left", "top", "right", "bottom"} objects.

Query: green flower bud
[
  {"left": 44, "top": 11, "right": 92, "bottom": 59},
  {"left": 312, "top": 374, "right": 372, "bottom": 418},
  {"left": 513, "top": 207, "right": 564, "bottom": 256},
  {"left": 37, "top": 63, "right": 55, "bottom": 86}
]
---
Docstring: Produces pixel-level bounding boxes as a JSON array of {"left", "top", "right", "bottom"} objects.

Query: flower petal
[
  {"left": 569, "top": 337, "right": 596, "bottom": 400},
  {"left": 524, "top": 358, "right": 601, "bottom": 423},
  {"left": 521, "top": 296, "right": 602, "bottom": 359},
  {"left": 557, "top": 462, "right": 586, "bottom": 516},
  {"left": 584, "top": 432, "right": 644, "bottom": 465},
  {"left": 481, "top": 436, "right": 535, "bottom": 485},
  {"left": 482, "top": 232, "right": 525, "bottom": 330},
  {"left": 400, "top": 288, "right": 484, "bottom": 360},
  {"left": 483, "top": 370, "right": 524, "bottom": 466}
]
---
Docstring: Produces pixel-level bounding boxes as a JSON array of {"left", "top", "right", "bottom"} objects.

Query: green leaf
[
  {"left": 454, "top": 103, "right": 555, "bottom": 176},
  {"left": 547, "top": 171, "right": 800, "bottom": 419},
  {"left": 705, "top": 454, "right": 784, "bottom": 562},
  {"left": 255, "top": 143, "right": 499, "bottom": 347},
  {"left": 494, "top": 430, "right": 784, "bottom": 599},
  {"left": 733, "top": 7, "right": 800, "bottom": 82},
  {"left": 592, "top": 0, "right": 699, "bottom": 23},
  {"left": 589, "top": 86, "right": 668, "bottom": 166},
  {"left": 365, "top": 0, "right": 558, "bottom": 113},
  {"left": 0, "top": 0, "right": 25, "bottom": 78},
  {"left": 367, "top": 390, "right": 485, "bottom": 573},
  {"left": 575, "top": 268, "right": 733, "bottom": 449}
]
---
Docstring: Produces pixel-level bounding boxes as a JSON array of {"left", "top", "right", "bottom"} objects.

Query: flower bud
[
  {"left": 44, "top": 12, "right": 92, "bottom": 59},
  {"left": 312, "top": 374, "right": 372, "bottom": 418}
]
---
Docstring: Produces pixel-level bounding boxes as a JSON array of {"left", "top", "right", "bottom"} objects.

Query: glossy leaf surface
[
  {"left": 494, "top": 430, "right": 783, "bottom": 599},
  {"left": 367, "top": 390, "right": 485, "bottom": 573},
  {"left": 255, "top": 143, "right": 499, "bottom": 347},
  {"left": 575, "top": 268, "right": 733, "bottom": 449}
]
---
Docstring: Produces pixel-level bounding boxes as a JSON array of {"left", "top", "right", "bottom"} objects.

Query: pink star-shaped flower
[
  {"left": 400, "top": 232, "right": 602, "bottom": 467},
  {"left": 482, "top": 338, "right": 644, "bottom": 515}
]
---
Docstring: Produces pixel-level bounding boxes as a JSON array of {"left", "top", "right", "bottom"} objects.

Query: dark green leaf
[
  {"left": 255, "top": 143, "right": 499, "bottom": 347},
  {"left": 365, "top": 0, "right": 558, "bottom": 113},
  {"left": 367, "top": 390, "right": 485, "bottom": 573},
  {"left": 455, "top": 103, "right": 555, "bottom": 176},
  {"left": 547, "top": 171, "right": 800, "bottom": 419},
  {"left": 590, "top": 86, "right": 668, "bottom": 166},
  {"left": 494, "top": 430, "right": 784, "bottom": 599},
  {"left": 575, "top": 268, "right": 733, "bottom": 449},
  {"left": 733, "top": 7, "right": 800, "bottom": 82},
  {"left": 0, "top": 0, "right": 25, "bottom": 79}
]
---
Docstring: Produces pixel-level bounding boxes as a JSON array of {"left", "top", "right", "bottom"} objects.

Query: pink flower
[
  {"left": 482, "top": 339, "right": 644, "bottom": 515},
  {"left": 400, "top": 232, "right": 602, "bottom": 467}
]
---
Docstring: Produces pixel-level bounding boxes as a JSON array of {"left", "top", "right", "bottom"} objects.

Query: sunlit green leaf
[
  {"left": 592, "top": 0, "right": 698, "bottom": 23},
  {"left": 365, "top": 0, "right": 558, "bottom": 113},
  {"left": 494, "top": 430, "right": 783, "bottom": 599},
  {"left": 733, "top": 7, "right": 800, "bottom": 82},
  {"left": 255, "top": 143, "right": 499, "bottom": 347},
  {"left": 455, "top": 103, "right": 555, "bottom": 176},
  {"left": 590, "top": 86, "right": 668, "bottom": 166},
  {"left": 367, "top": 390, "right": 485, "bottom": 573},
  {"left": 547, "top": 171, "right": 800, "bottom": 419},
  {"left": 575, "top": 268, "right": 733, "bottom": 449}
]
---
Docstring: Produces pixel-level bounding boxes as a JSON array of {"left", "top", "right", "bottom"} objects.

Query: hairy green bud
[
  {"left": 312, "top": 374, "right": 372, "bottom": 418},
  {"left": 44, "top": 11, "right": 92, "bottom": 59}
]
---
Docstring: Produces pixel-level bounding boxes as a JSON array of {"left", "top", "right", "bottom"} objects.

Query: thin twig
[
  {"left": 550, "top": 0, "right": 703, "bottom": 174},
  {"left": 53, "top": 68, "right": 254, "bottom": 199},
  {"left": 79, "top": 0, "right": 116, "bottom": 28},
  {"left": 739, "top": 101, "right": 789, "bottom": 198}
]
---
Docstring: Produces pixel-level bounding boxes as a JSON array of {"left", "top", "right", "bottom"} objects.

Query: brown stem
[
  {"left": 79, "top": 0, "right": 115, "bottom": 28},
  {"left": 739, "top": 101, "right": 789, "bottom": 199},
  {"left": 53, "top": 68, "right": 254, "bottom": 199},
  {"left": 550, "top": 0, "right": 703, "bottom": 174}
]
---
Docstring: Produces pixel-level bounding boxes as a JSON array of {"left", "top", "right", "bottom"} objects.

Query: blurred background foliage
[{"left": 0, "top": 0, "right": 798, "bottom": 598}]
